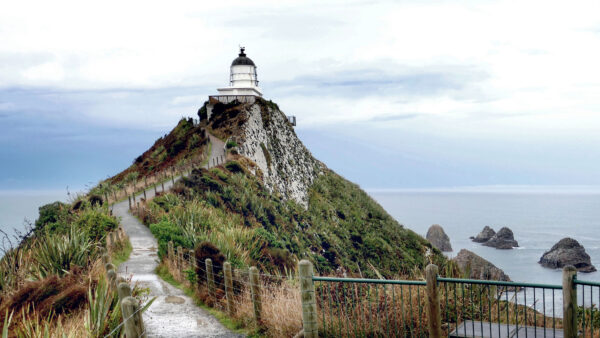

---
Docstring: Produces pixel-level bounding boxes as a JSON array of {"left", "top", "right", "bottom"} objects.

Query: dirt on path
[{"left": 114, "top": 133, "right": 242, "bottom": 338}]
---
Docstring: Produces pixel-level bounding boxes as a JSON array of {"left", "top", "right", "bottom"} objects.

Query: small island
[{"left": 539, "top": 237, "right": 596, "bottom": 273}]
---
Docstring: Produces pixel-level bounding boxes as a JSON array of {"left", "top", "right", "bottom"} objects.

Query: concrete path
[
  {"left": 208, "top": 133, "right": 226, "bottom": 167},
  {"left": 115, "top": 134, "right": 242, "bottom": 337}
]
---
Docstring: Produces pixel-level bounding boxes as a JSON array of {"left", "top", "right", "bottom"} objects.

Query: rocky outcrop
[
  {"left": 453, "top": 249, "right": 511, "bottom": 281},
  {"left": 234, "top": 100, "right": 323, "bottom": 207},
  {"left": 471, "top": 226, "right": 496, "bottom": 243},
  {"left": 482, "top": 227, "right": 519, "bottom": 249},
  {"left": 539, "top": 238, "right": 596, "bottom": 273},
  {"left": 426, "top": 224, "right": 452, "bottom": 252}
]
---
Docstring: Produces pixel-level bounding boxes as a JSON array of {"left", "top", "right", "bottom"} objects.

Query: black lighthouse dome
[{"left": 231, "top": 47, "right": 255, "bottom": 66}]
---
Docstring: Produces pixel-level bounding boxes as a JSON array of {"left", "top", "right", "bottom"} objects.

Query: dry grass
[{"left": 165, "top": 255, "right": 302, "bottom": 337}]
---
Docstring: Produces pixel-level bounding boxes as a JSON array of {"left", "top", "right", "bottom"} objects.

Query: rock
[
  {"left": 482, "top": 227, "right": 519, "bottom": 249},
  {"left": 453, "top": 249, "right": 511, "bottom": 282},
  {"left": 426, "top": 224, "right": 452, "bottom": 252},
  {"left": 472, "top": 226, "right": 496, "bottom": 243},
  {"left": 539, "top": 238, "right": 596, "bottom": 273}
]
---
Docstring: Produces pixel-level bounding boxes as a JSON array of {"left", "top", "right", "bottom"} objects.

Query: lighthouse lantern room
[{"left": 216, "top": 47, "right": 262, "bottom": 97}]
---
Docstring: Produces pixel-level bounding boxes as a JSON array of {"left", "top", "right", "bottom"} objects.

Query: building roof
[{"left": 231, "top": 47, "right": 255, "bottom": 66}]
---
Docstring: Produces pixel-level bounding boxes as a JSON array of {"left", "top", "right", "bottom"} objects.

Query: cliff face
[{"left": 207, "top": 99, "right": 322, "bottom": 207}]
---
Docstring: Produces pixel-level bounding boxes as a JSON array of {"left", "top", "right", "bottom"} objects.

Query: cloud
[{"left": 369, "top": 114, "right": 419, "bottom": 122}]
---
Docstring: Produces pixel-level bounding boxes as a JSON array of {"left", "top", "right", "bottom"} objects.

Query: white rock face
[{"left": 238, "top": 103, "right": 322, "bottom": 207}]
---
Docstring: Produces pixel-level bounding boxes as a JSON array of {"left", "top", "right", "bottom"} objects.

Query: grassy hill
[{"left": 142, "top": 160, "right": 444, "bottom": 278}]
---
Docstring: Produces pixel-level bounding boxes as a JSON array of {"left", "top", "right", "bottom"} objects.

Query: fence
[
  {"left": 101, "top": 228, "right": 149, "bottom": 338},
  {"left": 164, "top": 241, "right": 303, "bottom": 337},
  {"left": 160, "top": 243, "right": 600, "bottom": 338},
  {"left": 308, "top": 263, "right": 599, "bottom": 338}
]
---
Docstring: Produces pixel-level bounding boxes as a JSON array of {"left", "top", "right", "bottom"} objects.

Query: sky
[{"left": 1, "top": 0, "right": 600, "bottom": 192}]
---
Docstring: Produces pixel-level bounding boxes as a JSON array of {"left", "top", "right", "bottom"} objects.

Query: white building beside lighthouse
[{"left": 216, "top": 47, "right": 262, "bottom": 98}]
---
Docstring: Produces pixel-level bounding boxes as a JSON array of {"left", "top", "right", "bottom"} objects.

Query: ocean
[
  {"left": 1, "top": 188, "right": 598, "bottom": 313},
  {"left": 0, "top": 191, "right": 68, "bottom": 248},
  {"left": 370, "top": 189, "right": 600, "bottom": 314}
]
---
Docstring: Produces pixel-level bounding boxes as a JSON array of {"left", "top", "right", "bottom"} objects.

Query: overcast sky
[{"left": 1, "top": 0, "right": 600, "bottom": 191}]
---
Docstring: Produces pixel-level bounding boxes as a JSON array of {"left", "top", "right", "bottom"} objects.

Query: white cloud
[{"left": 1, "top": 0, "right": 600, "bottom": 137}]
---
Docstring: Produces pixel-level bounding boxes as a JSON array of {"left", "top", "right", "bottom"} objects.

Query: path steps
[{"left": 114, "top": 133, "right": 242, "bottom": 337}]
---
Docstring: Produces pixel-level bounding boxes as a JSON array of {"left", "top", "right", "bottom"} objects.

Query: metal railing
[
  {"left": 313, "top": 276, "right": 428, "bottom": 337},
  {"left": 208, "top": 95, "right": 257, "bottom": 104},
  {"left": 575, "top": 278, "right": 600, "bottom": 337},
  {"left": 437, "top": 277, "right": 563, "bottom": 337},
  {"left": 307, "top": 264, "right": 600, "bottom": 337}
]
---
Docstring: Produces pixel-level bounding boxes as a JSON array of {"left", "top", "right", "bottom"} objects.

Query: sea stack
[
  {"left": 426, "top": 224, "right": 452, "bottom": 252},
  {"left": 471, "top": 226, "right": 496, "bottom": 243},
  {"left": 453, "top": 249, "right": 511, "bottom": 282},
  {"left": 482, "top": 227, "right": 519, "bottom": 249},
  {"left": 539, "top": 238, "right": 596, "bottom": 273}
]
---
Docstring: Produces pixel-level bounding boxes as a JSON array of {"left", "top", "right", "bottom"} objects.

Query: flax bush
[{"left": 30, "top": 227, "right": 93, "bottom": 280}]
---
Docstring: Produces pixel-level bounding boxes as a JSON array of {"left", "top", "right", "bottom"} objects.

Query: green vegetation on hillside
[
  {"left": 109, "top": 117, "right": 209, "bottom": 185},
  {"left": 0, "top": 195, "right": 134, "bottom": 335},
  {"left": 142, "top": 160, "right": 443, "bottom": 278}
]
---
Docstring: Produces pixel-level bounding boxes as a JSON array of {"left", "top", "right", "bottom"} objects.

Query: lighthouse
[{"left": 216, "top": 47, "right": 262, "bottom": 97}]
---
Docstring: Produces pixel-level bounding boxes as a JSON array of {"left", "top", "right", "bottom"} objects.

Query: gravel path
[{"left": 115, "top": 134, "right": 242, "bottom": 337}]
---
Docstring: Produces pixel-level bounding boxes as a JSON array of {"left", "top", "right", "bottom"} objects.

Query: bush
[
  {"left": 35, "top": 201, "right": 67, "bottom": 232},
  {"left": 225, "top": 161, "right": 245, "bottom": 174},
  {"left": 225, "top": 140, "right": 237, "bottom": 149},
  {"left": 194, "top": 242, "right": 225, "bottom": 288},
  {"left": 149, "top": 220, "right": 192, "bottom": 259},
  {"left": 198, "top": 104, "right": 208, "bottom": 121},
  {"left": 75, "top": 210, "right": 118, "bottom": 242},
  {"left": 88, "top": 194, "right": 103, "bottom": 207},
  {"left": 30, "top": 227, "right": 94, "bottom": 279},
  {"left": 168, "top": 138, "right": 186, "bottom": 157}
]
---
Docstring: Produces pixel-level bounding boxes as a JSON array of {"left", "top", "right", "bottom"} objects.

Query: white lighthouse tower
[{"left": 216, "top": 47, "right": 262, "bottom": 97}]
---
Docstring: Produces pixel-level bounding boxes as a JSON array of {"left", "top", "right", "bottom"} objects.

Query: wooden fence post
[
  {"left": 105, "top": 263, "right": 116, "bottom": 272},
  {"left": 121, "top": 296, "right": 146, "bottom": 338},
  {"left": 132, "top": 193, "right": 136, "bottom": 204},
  {"left": 299, "top": 260, "right": 317, "bottom": 338},
  {"left": 109, "top": 232, "right": 116, "bottom": 248},
  {"left": 171, "top": 168, "right": 175, "bottom": 184},
  {"left": 107, "top": 269, "right": 117, "bottom": 290},
  {"left": 102, "top": 253, "right": 110, "bottom": 266},
  {"left": 249, "top": 266, "right": 262, "bottom": 325},
  {"left": 161, "top": 180, "right": 165, "bottom": 192},
  {"left": 154, "top": 178, "right": 158, "bottom": 194},
  {"left": 425, "top": 264, "right": 442, "bottom": 338},
  {"left": 206, "top": 258, "right": 216, "bottom": 302},
  {"left": 224, "top": 262, "right": 234, "bottom": 316},
  {"left": 143, "top": 187, "right": 147, "bottom": 201},
  {"left": 167, "top": 241, "right": 174, "bottom": 262},
  {"left": 563, "top": 265, "right": 578, "bottom": 338},
  {"left": 177, "top": 246, "right": 183, "bottom": 280},
  {"left": 117, "top": 282, "right": 132, "bottom": 301},
  {"left": 188, "top": 249, "right": 195, "bottom": 269}
]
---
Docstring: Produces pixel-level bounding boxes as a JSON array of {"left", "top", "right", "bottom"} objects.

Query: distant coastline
[{"left": 367, "top": 185, "right": 600, "bottom": 194}]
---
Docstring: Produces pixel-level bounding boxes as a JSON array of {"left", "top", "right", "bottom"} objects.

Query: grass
[
  {"left": 155, "top": 263, "right": 259, "bottom": 337},
  {"left": 111, "top": 239, "right": 132, "bottom": 267},
  {"left": 142, "top": 162, "right": 445, "bottom": 278}
]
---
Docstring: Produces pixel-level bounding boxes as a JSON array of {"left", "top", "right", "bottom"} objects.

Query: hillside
[{"left": 138, "top": 98, "right": 444, "bottom": 277}]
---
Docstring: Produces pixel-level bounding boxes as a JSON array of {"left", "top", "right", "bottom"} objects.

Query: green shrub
[
  {"left": 35, "top": 201, "right": 67, "bottom": 233},
  {"left": 75, "top": 210, "right": 118, "bottom": 242},
  {"left": 225, "top": 161, "right": 245, "bottom": 174},
  {"left": 31, "top": 227, "right": 94, "bottom": 279},
  {"left": 149, "top": 220, "right": 193, "bottom": 259},
  {"left": 225, "top": 140, "right": 237, "bottom": 149}
]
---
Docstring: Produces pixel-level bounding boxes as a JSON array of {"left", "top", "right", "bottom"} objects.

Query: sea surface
[
  {"left": 369, "top": 189, "right": 600, "bottom": 315},
  {"left": 0, "top": 191, "right": 68, "bottom": 249}
]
